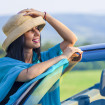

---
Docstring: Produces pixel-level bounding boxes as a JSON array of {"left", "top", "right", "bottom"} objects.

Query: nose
[{"left": 33, "top": 28, "right": 40, "bottom": 36}]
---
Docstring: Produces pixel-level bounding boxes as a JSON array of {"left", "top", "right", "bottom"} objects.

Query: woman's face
[{"left": 24, "top": 26, "right": 40, "bottom": 49}]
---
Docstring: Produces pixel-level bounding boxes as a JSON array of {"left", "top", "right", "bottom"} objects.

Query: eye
[
  {"left": 36, "top": 26, "right": 39, "bottom": 30},
  {"left": 27, "top": 29, "right": 34, "bottom": 33}
]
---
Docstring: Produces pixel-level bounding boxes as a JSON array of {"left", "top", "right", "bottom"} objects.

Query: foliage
[
  {"left": 75, "top": 42, "right": 92, "bottom": 47},
  {"left": 73, "top": 61, "right": 105, "bottom": 70},
  {"left": 41, "top": 42, "right": 55, "bottom": 51},
  {"left": 0, "top": 45, "right": 6, "bottom": 58}
]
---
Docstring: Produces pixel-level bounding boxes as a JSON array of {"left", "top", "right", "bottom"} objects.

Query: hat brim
[{"left": 2, "top": 16, "right": 46, "bottom": 51}]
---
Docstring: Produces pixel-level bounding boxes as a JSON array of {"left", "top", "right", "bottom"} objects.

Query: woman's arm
[
  {"left": 16, "top": 46, "right": 83, "bottom": 82},
  {"left": 16, "top": 54, "right": 66, "bottom": 82},
  {"left": 46, "top": 14, "right": 78, "bottom": 51}
]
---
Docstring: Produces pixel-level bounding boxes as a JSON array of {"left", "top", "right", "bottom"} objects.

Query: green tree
[
  {"left": 41, "top": 42, "right": 55, "bottom": 51},
  {"left": 0, "top": 45, "right": 6, "bottom": 58}
]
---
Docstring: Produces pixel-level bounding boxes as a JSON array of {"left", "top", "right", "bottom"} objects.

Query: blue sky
[{"left": 0, "top": 0, "right": 105, "bottom": 15}]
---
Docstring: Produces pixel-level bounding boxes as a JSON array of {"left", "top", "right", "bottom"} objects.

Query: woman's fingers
[
  {"left": 18, "top": 9, "right": 44, "bottom": 18},
  {"left": 18, "top": 8, "right": 35, "bottom": 14},
  {"left": 23, "top": 11, "right": 39, "bottom": 18},
  {"left": 23, "top": 11, "right": 35, "bottom": 15},
  {"left": 63, "top": 46, "right": 83, "bottom": 60},
  {"left": 73, "top": 47, "right": 83, "bottom": 55},
  {"left": 67, "top": 47, "right": 83, "bottom": 62},
  {"left": 67, "top": 47, "right": 83, "bottom": 55}
]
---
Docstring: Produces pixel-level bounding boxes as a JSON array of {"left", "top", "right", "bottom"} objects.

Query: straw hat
[{"left": 2, "top": 13, "right": 46, "bottom": 51}]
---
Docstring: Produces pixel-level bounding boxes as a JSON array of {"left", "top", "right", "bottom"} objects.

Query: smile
[{"left": 32, "top": 39, "right": 40, "bottom": 43}]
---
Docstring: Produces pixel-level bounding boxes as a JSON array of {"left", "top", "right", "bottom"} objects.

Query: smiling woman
[{"left": 0, "top": 8, "right": 83, "bottom": 105}]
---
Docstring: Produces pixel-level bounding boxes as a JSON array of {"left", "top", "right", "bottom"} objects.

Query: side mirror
[{"left": 100, "top": 69, "right": 105, "bottom": 96}]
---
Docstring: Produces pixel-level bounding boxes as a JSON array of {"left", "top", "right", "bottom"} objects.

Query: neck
[{"left": 24, "top": 48, "right": 33, "bottom": 63}]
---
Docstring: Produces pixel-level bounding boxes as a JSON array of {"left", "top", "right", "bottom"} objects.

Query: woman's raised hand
[
  {"left": 18, "top": 8, "right": 45, "bottom": 18},
  {"left": 62, "top": 47, "right": 83, "bottom": 62}
]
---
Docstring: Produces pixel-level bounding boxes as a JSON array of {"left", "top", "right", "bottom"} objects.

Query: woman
[{"left": 0, "top": 9, "right": 83, "bottom": 104}]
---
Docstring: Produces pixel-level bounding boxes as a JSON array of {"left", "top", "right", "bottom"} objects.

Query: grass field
[{"left": 60, "top": 70, "right": 103, "bottom": 101}]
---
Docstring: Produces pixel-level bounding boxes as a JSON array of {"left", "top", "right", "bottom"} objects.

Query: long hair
[{"left": 5, "top": 35, "right": 41, "bottom": 62}]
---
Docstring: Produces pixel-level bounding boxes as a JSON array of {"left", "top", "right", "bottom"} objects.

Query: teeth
[{"left": 33, "top": 39, "right": 39, "bottom": 41}]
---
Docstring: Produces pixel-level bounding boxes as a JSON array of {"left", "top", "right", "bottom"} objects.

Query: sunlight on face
[{"left": 24, "top": 26, "right": 40, "bottom": 49}]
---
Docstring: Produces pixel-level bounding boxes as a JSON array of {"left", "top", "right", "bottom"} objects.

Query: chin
[
  {"left": 32, "top": 43, "right": 40, "bottom": 48},
  {"left": 34, "top": 45, "right": 40, "bottom": 49}
]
